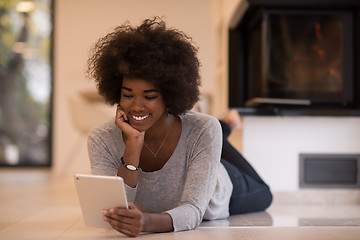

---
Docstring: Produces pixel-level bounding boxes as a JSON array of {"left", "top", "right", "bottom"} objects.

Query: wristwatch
[{"left": 121, "top": 157, "right": 140, "bottom": 171}]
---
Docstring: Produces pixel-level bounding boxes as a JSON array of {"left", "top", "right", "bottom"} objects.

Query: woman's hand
[
  {"left": 103, "top": 202, "right": 144, "bottom": 237},
  {"left": 115, "top": 105, "right": 136, "bottom": 135},
  {"left": 115, "top": 105, "right": 145, "bottom": 145}
]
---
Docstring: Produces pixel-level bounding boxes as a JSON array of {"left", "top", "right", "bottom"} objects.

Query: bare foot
[{"left": 223, "top": 110, "right": 242, "bottom": 130}]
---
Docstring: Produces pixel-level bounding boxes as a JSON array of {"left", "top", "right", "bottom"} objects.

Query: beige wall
[{"left": 52, "top": 0, "right": 221, "bottom": 175}]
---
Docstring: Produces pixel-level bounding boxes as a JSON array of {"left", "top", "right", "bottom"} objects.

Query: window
[{"left": 0, "top": 0, "right": 53, "bottom": 166}]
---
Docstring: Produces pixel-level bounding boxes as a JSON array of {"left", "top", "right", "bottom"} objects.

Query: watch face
[{"left": 126, "top": 164, "right": 138, "bottom": 171}]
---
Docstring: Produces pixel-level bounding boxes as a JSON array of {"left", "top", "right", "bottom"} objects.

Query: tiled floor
[{"left": 1, "top": 169, "right": 359, "bottom": 239}]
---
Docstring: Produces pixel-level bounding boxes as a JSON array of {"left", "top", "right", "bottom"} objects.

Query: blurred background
[{"left": 1, "top": 0, "right": 359, "bottom": 202}]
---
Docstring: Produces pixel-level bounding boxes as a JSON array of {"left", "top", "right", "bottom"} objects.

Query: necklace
[{"left": 143, "top": 116, "right": 173, "bottom": 159}]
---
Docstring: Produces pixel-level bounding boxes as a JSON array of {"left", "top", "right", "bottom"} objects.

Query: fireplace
[{"left": 228, "top": 0, "right": 360, "bottom": 116}]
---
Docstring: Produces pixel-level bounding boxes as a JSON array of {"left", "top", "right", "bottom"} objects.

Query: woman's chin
[{"left": 129, "top": 123, "right": 148, "bottom": 132}]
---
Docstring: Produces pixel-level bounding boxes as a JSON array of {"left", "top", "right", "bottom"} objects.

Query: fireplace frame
[{"left": 228, "top": 0, "right": 360, "bottom": 116}]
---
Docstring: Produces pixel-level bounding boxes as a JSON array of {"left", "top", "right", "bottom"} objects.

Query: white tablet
[{"left": 74, "top": 174, "right": 128, "bottom": 228}]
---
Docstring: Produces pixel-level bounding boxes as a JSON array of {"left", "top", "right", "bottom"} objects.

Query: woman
[{"left": 87, "top": 17, "right": 272, "bottom": 237}]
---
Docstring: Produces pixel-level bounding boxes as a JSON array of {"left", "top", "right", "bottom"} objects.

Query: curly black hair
[{"left": 87, "top": 17, "right": 201, "bottom": 116}]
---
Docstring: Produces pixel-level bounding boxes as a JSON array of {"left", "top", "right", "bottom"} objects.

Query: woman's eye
[
  {"left": 145, "top": 96, "right": 158, "bottom": 100},
  {"left": 122, "top": 94, "right": 133, "bottom": 99}
]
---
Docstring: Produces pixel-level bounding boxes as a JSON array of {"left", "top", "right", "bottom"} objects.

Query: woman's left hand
[{"left": 103, "top": 202, "right": 144, "bottom": 237}]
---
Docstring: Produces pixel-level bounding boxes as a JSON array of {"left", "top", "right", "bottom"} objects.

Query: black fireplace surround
[{"left": 228, "top": 0, "right": 360, "bottom": 116}]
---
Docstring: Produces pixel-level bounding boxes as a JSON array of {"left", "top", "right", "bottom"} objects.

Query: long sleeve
[{"left": 164, "top": 113, "right": 223, "bottom": 231}]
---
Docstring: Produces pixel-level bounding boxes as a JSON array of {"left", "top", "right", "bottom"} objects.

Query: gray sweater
[{"left": 87, "top": 111, "right": 233, "bottom": 231}]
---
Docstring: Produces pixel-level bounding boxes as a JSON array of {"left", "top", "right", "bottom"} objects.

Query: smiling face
[{"left": 119, "top": 77, "right": 168, "bottom": 132}]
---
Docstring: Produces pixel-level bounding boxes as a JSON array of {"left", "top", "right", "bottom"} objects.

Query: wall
[
  {"left": 210, "top": 0, "right": 243, "bottom": 117},
  {"left": 53, "top": 0, "right": 216, "bottom": 175},
  {"left": 243, "top": 116, "right": 360, "bottom": 191}
]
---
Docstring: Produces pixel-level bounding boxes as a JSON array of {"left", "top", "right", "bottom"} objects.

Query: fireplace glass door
[{"left": 261, "top": 10, "right": 353, "bottom": 105}]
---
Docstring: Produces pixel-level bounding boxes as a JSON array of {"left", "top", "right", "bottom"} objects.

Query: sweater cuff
[
  {"left": 124, "top": 184, "right": 137, "bottom": 202},
  {"left": 166, "top": 204, "right": 201, "bottom": 232}
]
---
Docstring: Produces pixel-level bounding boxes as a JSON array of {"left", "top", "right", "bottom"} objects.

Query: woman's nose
[{"left": 131, "top": 97, "right": 145, "bottom": 111}]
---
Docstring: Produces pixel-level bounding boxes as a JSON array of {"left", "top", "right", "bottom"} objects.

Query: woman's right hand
[{"left": 115, "top": 105, "right": 145, "bottom": 146}]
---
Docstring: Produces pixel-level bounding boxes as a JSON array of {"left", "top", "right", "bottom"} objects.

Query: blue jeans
[
  {"left": 221, "top": 160, "right": 272, "bottom": 215},
  {"left": 219, "top": 120, "right": 272, "bottom": 215}
]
